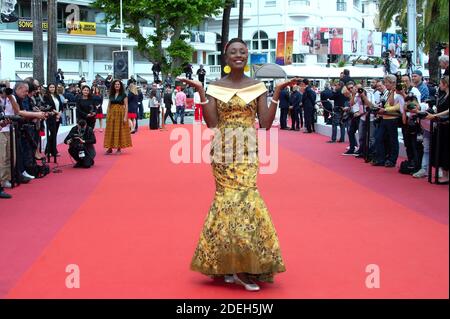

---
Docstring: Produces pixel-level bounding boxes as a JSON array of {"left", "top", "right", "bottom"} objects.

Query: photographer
[
  {"left": 411, "top": 70, "right": 429, "bottom": 102},
  {"left": 327, "top": 81, "right": 349, "bottom": 143},
  {"left": 418, "top": 76, "right": 450, "bottom": 183},
  {"left": 383, "top": 49, "right": 400, "bottom": 75},
  {"left": 400, "top": 94, "right": 423, "bottom": 174},
  {"left": 355, "top": 86, "right": 376, "bottom": 160},
  {"left": 64, "top": 119, "right": 96, "bottom": 168},
  {"left": 401, "top": 74, "right": 422, "bottom": 102},
  {"left": 343, "top": 82, "right": 361, "bottom": 155},
  {"left": 1, "top": 82, "right": 21, "bottom": 198},
  {"left": 372, "top": 74, "right": 403, "bottom": 167}
]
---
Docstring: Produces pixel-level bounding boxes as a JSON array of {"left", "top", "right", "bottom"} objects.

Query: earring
[
  {"left": 224, "top": 65, "right": 231, "bottom": 74},
  {"left": 244, "top": 65, "right": 250, "bottom": 72}
]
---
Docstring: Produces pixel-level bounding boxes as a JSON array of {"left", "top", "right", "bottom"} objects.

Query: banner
[
  {"left": 329, "top": 28, "right": 343, "bottom": 55},
  {"left": 285, "top": 31, "right": 294, "bottom": 65},
  {"left": 343, "top": 29, "right": 382, "bottom": 57},
  {"left": 113, "top": 50, "right": 131, "bottom": 80},
  {"left": 382, "top": 33, "right": 403, "bottom": 58},
  {"left": 276, "top": 32, "right": 286, "bottom": 66},
  {"left": 299, "top": 27, "right": 329, "bottom": 55},
  {"left": 18, "top": 18, "right": 48, "bottom": 32},
  {"left": 67, "top": 21, "right": 97, "bottom": 35}
]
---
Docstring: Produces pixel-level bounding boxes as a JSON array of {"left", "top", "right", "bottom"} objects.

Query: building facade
[
  {"left": 0, "top": 0, "right": 218, "bottom": 84},
  {"left": 0, "top": 0, "right": 394, "bottom": 85}
]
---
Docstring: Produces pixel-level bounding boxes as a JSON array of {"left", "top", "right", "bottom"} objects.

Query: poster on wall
[
  {"left": 329, "top": 28, "right": 343, "bottom": 55},
  {"left": 285, "top": 31, "right": 294, "bottom": 65},
  {"left": 344, "top": 29, "right": 382, "bottom": 57},
  {"left": 0, "top": 0, "right": 18, "bottom": 23},
  {"left": 382, "top": 33, "right": 403, "bottom": 58},
  {"left": 276, "top": 32, "right": 286, "bottom": 65}
]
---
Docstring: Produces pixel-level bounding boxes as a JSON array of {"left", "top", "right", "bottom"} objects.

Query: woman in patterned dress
[
  {"left": 104, "top": 80, "right": 132, "bottom": 154},
  {"left": 179, "top": 38, "right": 297, "bottom": 291}
]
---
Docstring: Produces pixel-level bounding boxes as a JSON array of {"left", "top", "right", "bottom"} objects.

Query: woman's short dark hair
[{"left": 224, "top": 38, "right": 247, "bottom": 54}]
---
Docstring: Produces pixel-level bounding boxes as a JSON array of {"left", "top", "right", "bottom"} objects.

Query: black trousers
[
  {"left": 45, "top": 117, "right": 60, "bottom": 156},
  {"left": 280, "top": 108, "right": 289, "bottom": 129},
  {"left": 304, "top": 106, "right": 314, "bottom": 133},
  {"left": 150, "top": 107, "right": 160, "bottom": 130},
  {"left": 291, "top": 108, "right": 300, "bottom": 129},
  {"left": 164, "top": 108, "right": 176, "bottom": 124}
]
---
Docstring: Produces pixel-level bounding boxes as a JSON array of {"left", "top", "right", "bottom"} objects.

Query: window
[
  {"left": 208, "top": 54, "right": 215, "bottom": 66},
  {"left": 265, "top": 0, "right": 277, "bottom": 7},
  {"left": 252, "top": 31, "right": 269, "bottom": 50},
  {"left": 58, "top": 44, "right": 86, "bottom": 60},
  {"left": 293, "top": 54, "right": 305, "bottom": 63},
  {"left": 15, "top": 42, "right": 33, "bottom": 58},
  {"left": 337, "top": 0, "right": 347, "bottom": 11},
  {"left": 94, "top": 46, "right": 120, "bottom": 60},
  {"left": 353, "top": 0, "right": 361, "bottom": 9}
]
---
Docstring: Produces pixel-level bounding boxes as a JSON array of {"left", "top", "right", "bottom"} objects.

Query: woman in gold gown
[{"left": 180, "top": 38, "right": 296, "bottom": 291}]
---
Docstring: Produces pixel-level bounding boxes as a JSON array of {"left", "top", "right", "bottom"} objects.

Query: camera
[
  {"left": 381, "top": 51, "right": 390, "bottom": 59},
  {"left": 357, "top": 88, "right": 365, "bottom": 94},
  {"left": 406, "top": 102, "right": 417, "bottom": 111},
  {"left": 400, "top": 50, "right": 413, "bottom": 59},
  {"left": 0, "top": 114, "right": 22, "bottom": 122},
  {"left": 395, "top": 73, "right": 405, "bottom": 91},
  {"left": 0, "top": 87, "right": 13, "bottom": 96}
]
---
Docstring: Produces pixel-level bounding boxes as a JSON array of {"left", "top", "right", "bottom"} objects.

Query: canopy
[
  {"left": 253, "top": 64, "right": 287, "bottom": 79},
  {"left": 281, "top": 65, "right": 386, "bottom": 79},
  {"left": 136, "top": 74, "right": 149, "bottom": 84}
]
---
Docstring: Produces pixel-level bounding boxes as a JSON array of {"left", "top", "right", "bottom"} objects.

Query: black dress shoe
[
  {"left": 326, "top": 140, "right": 336, "bottom": 143},
  {"left": 385, "top": 161, "right": 396, "bottom": 168},
  {"left": 371, "top": 161, "right": 385, "bottom": 166},
  {"left": 18, "top": 176, "right": 31, "bottom": 184},
  {"left": 0, "top": 190, "right": 12, "bottom": 199}
]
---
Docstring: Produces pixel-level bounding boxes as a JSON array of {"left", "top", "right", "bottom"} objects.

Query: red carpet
[{"left": 1, "top": 126, "right": 448, "bottom": 299}]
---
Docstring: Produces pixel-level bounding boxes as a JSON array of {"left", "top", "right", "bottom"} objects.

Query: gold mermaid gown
[{"left": 191, "top": 83, "right": 286, "bottom": 283}]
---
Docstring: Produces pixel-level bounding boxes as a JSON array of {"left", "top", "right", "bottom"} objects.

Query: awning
[
  {"left": 15, "top": 73, "right": 33, "bottom": 81},
  {"left": 136, "top": 74, "right": 148, "bottom": 84},
  {"left": 281, "top": 65, "right": 386, "bottom": 79},
  {"left": 253, "top": 64, "right": 287, "bottom": 79}
]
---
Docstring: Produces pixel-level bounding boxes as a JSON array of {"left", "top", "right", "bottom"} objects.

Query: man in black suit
[
  {"left": 321, "top": 82, "right": 333, "bottom": 125},
  {"left": 279, "top": 87, "right": 290, "bottom": 130},
  {"left": 301, "top": 79, "right": 317, "bottom": 133}
]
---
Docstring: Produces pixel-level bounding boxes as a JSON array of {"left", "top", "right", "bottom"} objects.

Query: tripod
[{"left": 405, "top": 55, "right": 415, "bottom": 77}]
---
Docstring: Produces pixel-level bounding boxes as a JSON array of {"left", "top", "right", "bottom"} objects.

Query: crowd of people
[
  {"left": 279, "top": 61, "right": 449, "bottom": 186},
  {"left": 1, "top": 56, "right": 448, "bottom": 199},
  {"left": 0, "top": 63, "right": 210, "bottom": 199}
]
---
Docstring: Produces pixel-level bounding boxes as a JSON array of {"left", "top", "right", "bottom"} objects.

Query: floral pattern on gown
[{"left": 190, "top": 84, "right": 286, "bottom": 283}]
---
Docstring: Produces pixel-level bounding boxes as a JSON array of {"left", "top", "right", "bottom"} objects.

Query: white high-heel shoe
[
  {"left": 224, "top": 275, "right": 235, "bottom": 284},
  {"left": 232, "top": 274, "right": 260, "bottom": 291}
]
